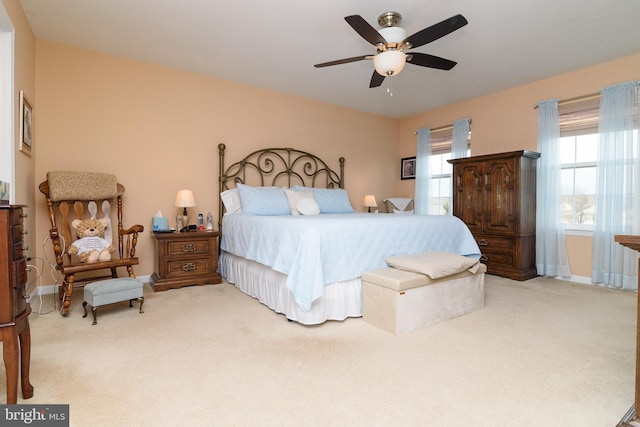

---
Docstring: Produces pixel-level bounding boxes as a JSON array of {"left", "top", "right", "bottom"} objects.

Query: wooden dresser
[
  {"left": 448, "top": 151, "right": 540, "bottom": 280},
  {"left": 0, "top": 205, "right": 33, "bottom": 403},
  {"left": 150, "top": 230, "right": 222, "bottom": 291},
  {"left": 614, "top": 235, "right": 640, "bottom": 426}
]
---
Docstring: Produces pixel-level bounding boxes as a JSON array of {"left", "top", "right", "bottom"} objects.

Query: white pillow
[
  {"left": 221, "top": 188, "right": 242, "bottom": 214},
  {"left": 393, "top": 209, "right": 414, "bottom": 215},
  {"left": 284, "top": 189, "right": 315, "bottom": 215},
  {"left": 385, "top": 251, "right": 480, "bottom": 279},
  {"left": 297, "top": 198, "right": 320, "bottom": 215}
]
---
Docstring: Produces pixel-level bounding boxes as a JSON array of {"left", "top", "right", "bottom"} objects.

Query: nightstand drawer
[
  {"left": 166, "top": 238, "right": 211, "bottom": 257},
  {"left": 165, "top": 257, "right": 214, "bottom": 278}
]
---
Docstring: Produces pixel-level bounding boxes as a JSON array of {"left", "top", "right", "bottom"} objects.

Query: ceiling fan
[{"left": 314, "top": 12, "right": 468, "bottom": 88}]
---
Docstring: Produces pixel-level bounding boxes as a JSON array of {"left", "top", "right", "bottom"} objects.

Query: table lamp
[
  {"left": 175, "top": 189, "right": 196, "bottom": 228},
  {"left": 363, "top": 194, "right": 377, "bottom": 213}
]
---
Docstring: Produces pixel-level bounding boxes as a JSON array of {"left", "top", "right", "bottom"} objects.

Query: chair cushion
[
  {"left": 47, "top": 171, "right": 118, "bottom": 202},
  {"left": 84, "top": 278, "right": 143, "bottom": 307}
]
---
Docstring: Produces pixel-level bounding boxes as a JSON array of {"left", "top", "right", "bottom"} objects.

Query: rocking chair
[{"left": 39, "top": 171, "right": 144, "bottom": 315}]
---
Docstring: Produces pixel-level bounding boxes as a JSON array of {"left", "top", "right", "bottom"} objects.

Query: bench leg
[
  {"left": 130, "top": 297, "right": 144, "bottom": 314},
  {"left": 82, "top": 302, "right": 98, "bottom": 325}
]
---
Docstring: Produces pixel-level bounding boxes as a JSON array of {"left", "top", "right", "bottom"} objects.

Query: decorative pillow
[
  {"left": 393, "top": 208, "right": 414, "bottom": 215},
  {"left": 284, "top": 188, "right": 315, "bottom": 215},
  {"left": 385, "top": 251, "right": 480, "bottom": 279},
  {"left": 295, "top": 186, "right": 354, "bottom": 214},
  {"left": 220, "top": 188, "right": 243, "bottom": 214},
  {"left": 297, "top": 198, "right": 320, "bottom": 215},
  {"left": 385, "top": 198, "right": 414, "bottom": 213},
  {"left": 236, "top": 184, "right": 290, "bottom": 216}
]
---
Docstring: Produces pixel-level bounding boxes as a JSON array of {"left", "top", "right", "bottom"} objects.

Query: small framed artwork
[
  {"left": 401, "top": 156, "right": 416, "bottom": 180},
  {"left": 19, "top": 90, "right": 33, "bottom": 156}
]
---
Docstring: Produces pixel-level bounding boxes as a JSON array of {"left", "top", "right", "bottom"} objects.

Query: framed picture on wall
[
  {"left": 401, "top": 156, "right": 416, "bottom": 180},
  {"left": 19, "top": 90, "right": 33, "bottom": 156}
]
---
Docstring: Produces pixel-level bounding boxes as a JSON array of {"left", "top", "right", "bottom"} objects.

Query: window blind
[{"left": 558, "top": 95, "right": 600, "bottom": 137}]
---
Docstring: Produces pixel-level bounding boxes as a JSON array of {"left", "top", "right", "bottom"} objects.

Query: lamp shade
[
  {"left": 373, "top": 50, "right": 406, "bottom": 77},
  {"left": 174, "top": 189, "right": 196, "bottom": 208},
  {"left": 363, "top": 194, "right": 377, "bottom": 208}
]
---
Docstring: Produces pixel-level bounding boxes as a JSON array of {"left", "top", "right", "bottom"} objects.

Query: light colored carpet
[{"left": 3, "top": 275, "right": 636, "bottom": 426}]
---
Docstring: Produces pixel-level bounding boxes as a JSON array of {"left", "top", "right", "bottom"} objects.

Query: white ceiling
[{"left": 19, "top": 0, "right": 640, "bottom": 119}]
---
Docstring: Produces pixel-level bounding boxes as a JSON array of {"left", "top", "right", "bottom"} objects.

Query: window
[
  {"left": 429, "top": 152, "right": 452, "bottom": 215},
  {"left": 428, "top": 148, "right": 471, "bottom": 215},
  {"left": 558, "top": 93, "right": 639, "bottom": 232},
  {"left": 559, "top": 133, "right": 597, "bottom": 230},
  {"left": 429, "top": 127, "right": 471, "bottom": 215},
  {"left": 418, "top": 120, "right": 470, "bottom": 215},
  {"left": 557, "top": 96, "right": 599, "bottom": 232}
]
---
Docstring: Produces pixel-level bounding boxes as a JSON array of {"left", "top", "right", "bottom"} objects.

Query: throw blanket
[{"left": 221, "top": 213, "right": 480, "bottom": 312}]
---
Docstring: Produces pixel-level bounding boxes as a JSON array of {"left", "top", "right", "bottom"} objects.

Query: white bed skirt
[{"left": 219, "top": 251, "right": 363, "bottom": 325}]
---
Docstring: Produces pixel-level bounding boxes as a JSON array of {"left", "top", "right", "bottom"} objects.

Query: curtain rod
[
  {"left": 414, "top": 119, "right": 472, "bottom": 135},
  {"left": 533, "top": 92, "right": 600, "bottom": 109}
]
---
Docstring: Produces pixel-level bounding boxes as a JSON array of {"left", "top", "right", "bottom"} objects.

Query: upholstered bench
[
  {"left": 362, "top": 262, "right": 486, "bottom": 335},
  {"left": 82, "top": 278, "right": 144, "bottom": 325}
]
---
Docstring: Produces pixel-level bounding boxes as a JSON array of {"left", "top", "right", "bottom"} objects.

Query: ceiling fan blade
[
  {"left": 407, "top": 52, "right": 457, "bottom": 70},
  {"left": 402, "top": 14, "right": 468, "bottom": 49},
  {"left": 345, "top": 15, "right": 387, "bottom": 46},
  {"left": 370, "top": 71, "right": 385, "bottom": 88},
  {"left": 314, "top": 55, "right": 370, "bottom": 68}
]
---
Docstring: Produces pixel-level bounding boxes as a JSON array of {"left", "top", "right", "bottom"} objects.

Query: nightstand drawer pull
[
  {"left": 479, "top": 255, "right": 489, "bottom": 262},
  {"left": 181, "top": 243, "right": 197, "bottom": 253},
  {"left": 182, "top": 262, "right": 197, "bottom": 272},
  {"left": 478, "top": 239, "right": 489, "bottom": 246}
]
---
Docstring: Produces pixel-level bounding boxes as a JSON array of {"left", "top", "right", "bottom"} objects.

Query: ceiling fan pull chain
[{"left": 387, "top": 76, "right": 394, "bottom": 96}]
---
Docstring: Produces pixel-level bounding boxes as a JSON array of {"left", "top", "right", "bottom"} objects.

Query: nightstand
[{"left": 150, "top": 231, "right": 222, "bottom": 291}]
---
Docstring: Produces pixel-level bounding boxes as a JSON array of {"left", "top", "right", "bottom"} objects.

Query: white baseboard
[
  {"left": 554, "top": 275, "right": 592, "bottom": 285},
  {"left": 30, "top": 275, "right": 151, "bottom": 297}
]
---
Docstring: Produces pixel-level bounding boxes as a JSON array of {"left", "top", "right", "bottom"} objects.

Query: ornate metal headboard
[{"left": 218, "top": 143, "right": 345, "bottom": 230}]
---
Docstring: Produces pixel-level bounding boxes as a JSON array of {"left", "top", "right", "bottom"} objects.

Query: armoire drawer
[
  {"left": 479, "top": 251, "right": 514, "bottom": 268},
  {"left": 475, "top": 235, "right": 514, "bottom": 253}
]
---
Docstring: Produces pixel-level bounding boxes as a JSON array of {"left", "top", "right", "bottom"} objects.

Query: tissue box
[
  {"left": 152, "top": 217, "right": 168, "bottom": 231},
  {"left": 0, "top": 181, "right": 8, "bottom": 205}
]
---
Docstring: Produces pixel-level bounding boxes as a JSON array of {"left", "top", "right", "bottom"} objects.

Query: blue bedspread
[{"left": 221, "top": 213, "right": 480, "bottom": 312}]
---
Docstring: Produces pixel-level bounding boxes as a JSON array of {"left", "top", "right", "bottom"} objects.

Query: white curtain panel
[
  {"left": 414, "top": 128, "right": 431, "bottom": 215},
  {"left": 592, "top": 81, "right": 640, "bottom": 289},
  {"left": 451, "top": 118, "right": 470, "bottom": 160},
  {"left": 535, "top": 99, "right": 571, "bottom": 278}
]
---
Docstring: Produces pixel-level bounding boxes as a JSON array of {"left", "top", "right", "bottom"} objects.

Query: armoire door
[
  {"left": 482, "top": 158, "right": 517, "bottom": 234},
  {"left": 452, "top": 162, "right": 484, "bottom": 233}
]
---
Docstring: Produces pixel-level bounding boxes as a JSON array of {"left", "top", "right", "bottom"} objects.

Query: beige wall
[
  {"left": 20, "top": 7, "right": 640, "bottom": 284},
  {"left": 396, "top": 53, "right": 640, "bottom": 278},
  {"left": 2, "top": 0, "right": 36, "bottom": 273},
  {"left": 33, "top": 40, "right": 400, "bottom": 280}
]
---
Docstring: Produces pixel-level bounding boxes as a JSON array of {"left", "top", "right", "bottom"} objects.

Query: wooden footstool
[{"left": 82, "top": 278, "right": 144, "bottom": 325}]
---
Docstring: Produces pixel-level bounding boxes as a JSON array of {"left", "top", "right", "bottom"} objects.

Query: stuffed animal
[{"left": 67, "top": 218, "right": 115, "bottom": 263}]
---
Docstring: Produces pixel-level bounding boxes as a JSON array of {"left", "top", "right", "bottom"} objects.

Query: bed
[{"left": 217, "top": 144, "right": 481, "bottom": 325}]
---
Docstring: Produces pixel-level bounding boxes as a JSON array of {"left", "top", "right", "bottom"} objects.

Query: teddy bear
[{"left": 67, "top": 218, "right": 115, "bottom": 263}]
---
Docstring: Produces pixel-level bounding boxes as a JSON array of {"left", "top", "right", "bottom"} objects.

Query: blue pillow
[
  {"left": 236, "top": 184, "right": 291, "bottom": 215},
  {"left": 294, "top": 186, "right": 354, "bottom": 214}
]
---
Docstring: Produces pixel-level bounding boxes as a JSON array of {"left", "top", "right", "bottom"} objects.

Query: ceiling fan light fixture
[
  {"left": 378, "top": 26, "right": 407, "bottom": 45},
  {"left": 373, "top": 50, "right": 406, "bottom": 76}
]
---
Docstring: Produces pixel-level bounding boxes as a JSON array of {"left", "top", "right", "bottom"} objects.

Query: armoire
[{"left": 448, "top": 150, "right": 540, "bottom": 280}]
